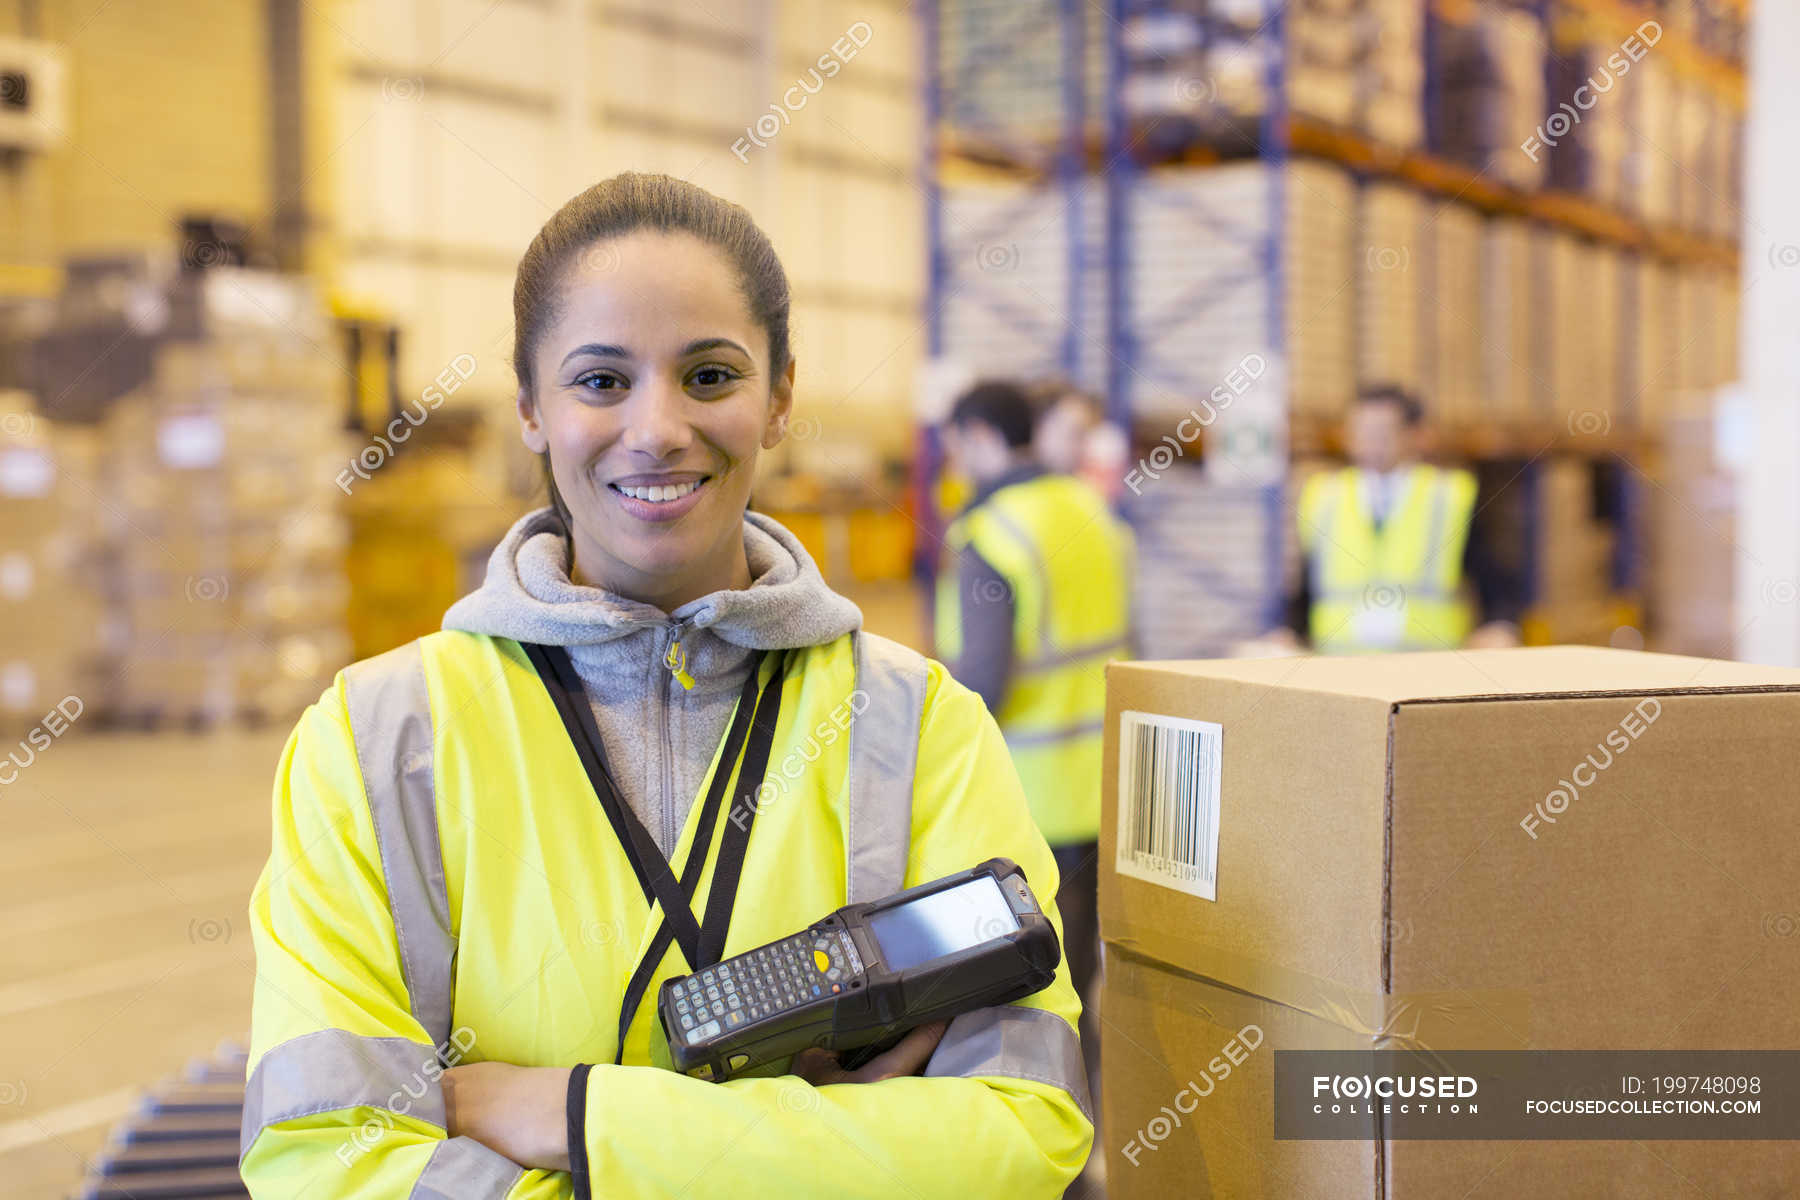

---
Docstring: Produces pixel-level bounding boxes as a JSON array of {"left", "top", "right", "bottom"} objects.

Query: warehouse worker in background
[
  {"left": 1029, "top": 379, "right": 1131, "bottom": 504},
  {"left": 240, "top": 174, "right": 1092, "bottom": 1199},
  {"left": 935, "top": 379, "right": 1134, "bottom": 1101},
  {"left": 1266, "top": 384, "right": 1522, "bottom": 654}
]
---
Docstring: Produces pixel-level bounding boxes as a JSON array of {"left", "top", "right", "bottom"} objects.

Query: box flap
[{"left": 1122, "top": 646, "right": 1800, "bottom": 704}]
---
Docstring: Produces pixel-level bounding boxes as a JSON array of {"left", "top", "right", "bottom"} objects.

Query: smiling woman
[
  {"left": 238, "top": 172, "right": 1094, "bottom": 1200},
  {"left": 510, "top": 176, "right": 797, "bottom": 614}
]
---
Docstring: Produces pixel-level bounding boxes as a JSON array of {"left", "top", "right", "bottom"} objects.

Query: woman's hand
[
  {"left": 443, "top": 1062, "right": 573, "bottom": 1172},
  {"left": 789, "top": 1020, "right": 950, "bottom": 1087}
]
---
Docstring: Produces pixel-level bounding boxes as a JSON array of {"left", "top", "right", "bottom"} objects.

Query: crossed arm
[{"left": 242, "top": 668, "right": 1091, "bottom": 1198}]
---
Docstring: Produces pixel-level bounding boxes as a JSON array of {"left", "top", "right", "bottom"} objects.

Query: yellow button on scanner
[{"left": 813, "top": 949, "right": 831, "bottom": 973}]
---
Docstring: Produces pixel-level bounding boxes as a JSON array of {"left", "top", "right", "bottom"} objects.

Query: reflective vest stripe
[
  {"left": 845, "top": 631, "right": 928, "bottom": 904},
  {"left": 1420, "top": 472, "right": 1451, "bottom": 582},
  {"left": 926, "top": 1005, "right": 1093, "bottom": 1125},
  {"left": 412, "top": 1138, "right": 525, "bottom": 1198},
  {"left": 978, "top": 504, "right": 1054, "bottom": 655},
  {"left": 1301, "top": 474, "right": 1343, "bottom": 575},
  {"left": 240, "top": 1028, "right": 450, "bottom": 1162},
  {"left": 342, "top": 642, "right": 456, "bottom": 1051}
]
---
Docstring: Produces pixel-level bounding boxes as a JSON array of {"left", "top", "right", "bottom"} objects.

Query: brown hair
[{"left": 511, "top": 171, "right": 793, "bottom": 529}]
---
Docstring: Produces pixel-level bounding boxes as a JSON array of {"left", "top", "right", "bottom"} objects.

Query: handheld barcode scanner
[{"left": 653, "top": 858, "right": 1059, "bottom": 1082}]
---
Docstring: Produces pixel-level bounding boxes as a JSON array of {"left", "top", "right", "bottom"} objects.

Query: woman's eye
[
  {"left": 576, "top": 372, "right": 626, "bottom": 392},
  {"left": 690, "top": 365, "right": 740, "bottom": 389}
]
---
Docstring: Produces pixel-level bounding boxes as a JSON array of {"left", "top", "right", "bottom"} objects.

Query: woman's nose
[{"left": 618, "top": 379, "right": 692, "bottom": 459}]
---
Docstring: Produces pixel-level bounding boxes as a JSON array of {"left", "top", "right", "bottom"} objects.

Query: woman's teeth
[{"left": 614, "top": 479, "right": 703, "bottom": 503}]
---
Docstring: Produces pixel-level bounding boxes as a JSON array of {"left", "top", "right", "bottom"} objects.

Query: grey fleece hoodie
[{"left": 442, "top": 507, "right": 863, "bottom": 858}]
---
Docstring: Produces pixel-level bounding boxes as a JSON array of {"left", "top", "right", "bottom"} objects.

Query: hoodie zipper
[{"left": 658, "top": 618, "right": 694, "bottom": 853}]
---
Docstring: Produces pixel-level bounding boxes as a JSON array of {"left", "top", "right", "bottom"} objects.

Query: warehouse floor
[
  {"left": 0, "top": 583, "right": 931, "bottom": 1199},
  {"left": 0, "top": 727, "right": 282, "bottom": 1198}
]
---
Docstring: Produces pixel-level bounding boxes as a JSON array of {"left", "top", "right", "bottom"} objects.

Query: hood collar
[{"left": 442, "top": 506, "right": 863, "bottom": 651}]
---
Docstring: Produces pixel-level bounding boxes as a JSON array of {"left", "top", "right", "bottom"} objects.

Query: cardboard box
[{"left": 1101, "top": 648, "right": 1800, "bottom": 1198}]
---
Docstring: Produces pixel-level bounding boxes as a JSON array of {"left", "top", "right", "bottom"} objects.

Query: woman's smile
[{"left": 607, "top": 470, "right": 714, "bottom": 522}]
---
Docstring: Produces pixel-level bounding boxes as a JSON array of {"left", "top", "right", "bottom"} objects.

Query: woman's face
[{"left": 519, "top": 230, "right": 793, "bottom": 607}]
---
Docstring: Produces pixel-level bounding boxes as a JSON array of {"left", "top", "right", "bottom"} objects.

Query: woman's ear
[
  {"left": 518, "top": 383, "right": 549, "bottom": 454},
  {"left": 762, "top": 357, "right": 797, "bottom": 450}
]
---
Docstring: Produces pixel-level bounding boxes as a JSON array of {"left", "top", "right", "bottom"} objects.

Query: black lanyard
[{"left": 520, "top": 641, "right": 786, "bottom": 1062}]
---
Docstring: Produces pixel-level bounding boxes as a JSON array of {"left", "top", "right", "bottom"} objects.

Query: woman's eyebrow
[
  {"left": 560, "top": 342, "right": 630, "bottom": 366},
  {"left": 680, "top": 337, "right": 751, "bottom": 358}
]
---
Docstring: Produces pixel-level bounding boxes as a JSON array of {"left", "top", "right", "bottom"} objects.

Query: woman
[{"left": 240, "top": 173, "right": 1093, "bottom": 1198}]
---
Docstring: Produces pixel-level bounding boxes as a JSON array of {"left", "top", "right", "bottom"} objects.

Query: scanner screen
[{"left": 867, "top": 876, "right": 1019, "bottom": 971}]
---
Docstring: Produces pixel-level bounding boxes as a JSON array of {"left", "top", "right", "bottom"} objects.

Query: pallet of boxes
[
  {"left": 0, "top": 392, "right": 105, "bottom": 740},
  {"left": 1101, "top": 648, "right": 1800, "bottom": 1197},
  {"left": 103, "top": 270, "right": 351, "bottom": 727}
]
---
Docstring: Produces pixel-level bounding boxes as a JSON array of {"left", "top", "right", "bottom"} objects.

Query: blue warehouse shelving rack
[{"left": 922, "top": 0, "right": 1746, "bottom": 655}]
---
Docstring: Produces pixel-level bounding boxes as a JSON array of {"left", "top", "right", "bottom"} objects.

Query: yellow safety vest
[
  {"left": 1297, "top": 465, "right": 1478, "bottom": 653},
  {"left": 240, "top": 629, "right": 1092, "bottom": 1198},
  {"left": 935, "top": 474, "right": 1133, "bottom": 846}
]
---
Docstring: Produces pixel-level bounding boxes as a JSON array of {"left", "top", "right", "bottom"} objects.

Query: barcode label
[{"left": 1116, "top": 710, "right": 1222, "bottom": 901}]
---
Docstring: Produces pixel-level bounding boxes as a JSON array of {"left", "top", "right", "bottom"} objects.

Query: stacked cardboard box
[
  {"left": 937, "top": 0, "right": 1108, "bottom": 150},
  {"left": 1360, "top": 0, "right": 1425, "bottom": 149},
  {"left": 936, "top": 176, "right": 1109, "bottom": 396},
  {"left": 0, "top": 397, "right": 106, "bottom": 731},
  {"left": 1672, "top": 83, "right": 1711, "bottom": 236},
  {"left": 1480, "top": 217, "right": 1542, "bottom": 422},
  {"left": 1545, "top": 233, "right": 1626, "bottom": 427},
  {"left": 1531, "top": 455, "right": 1619, "bottom": 643},
  {"left": 1286, "top": 161, "right": 1357, "bottom": 422},
  {"left": 1622, "top": 58, "right": 1679, "bottom": 228},
  {"left": 1625, "top": 255, "right": 1679, "bottom": 429},
  {"left": 1357, "top": 182, "right": 1425, "bottom": 397},
  {"left": 1543, "top": 43, "right": 1628, "bottom": 208},
  {"left": 1289, "top": 0, "right": 1361, "bottom": 130},
  {"left": 1662, "top": 0, "right": 1748, "bottom": 64},
  {"left": 1120, "top": 6, "right": 1251, "bottom": 154},
  {"left": 1671, "top": 86, "right": 1742, "bottom": 241},
  {"left": 1430, "top": 5, "right": 1547, "bottom": 189},
  {"left": 1125, "top": 163, "right": 1270, "bottom": 423},
  {"left": 1669, "top": 268, "right": 1731, "bottom": 417},
  {"left": 1425, "top": 201, "right": 1484, "bottom": 428},
  {"left": 1565, "top": 241, "right": 1624, "bottom": 429},
  {"left": 1118, "top": 160, "right": 1353, "bottom": 428},
  {"left": 1281, "top": 0, "right": 1427, "bottom": 148},
  {"left": 105, "top": 313, "right": 350, "bottom": 723},
  {"left": 1650, "top": 414, "right": 1735, "bottom": 659},
  {"left": 1125, "top": 477, "right": 1281, "bottom": 659},
  {"left": 1103, "top": 648, "right": 1800, "bottom": 1197}
]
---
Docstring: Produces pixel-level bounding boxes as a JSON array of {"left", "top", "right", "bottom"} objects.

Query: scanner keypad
[{"left": 674, "top": 928, "right": 863, "bottom": 1045}]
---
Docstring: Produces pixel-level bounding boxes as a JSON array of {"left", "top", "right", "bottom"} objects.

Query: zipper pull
[{"left": 663, "top": 637, "right": 697, "bottom": 690}]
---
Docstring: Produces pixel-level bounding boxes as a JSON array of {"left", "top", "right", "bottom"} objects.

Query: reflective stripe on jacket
[
  {"left": 240, "top": 628, "right": 1093, "bottom": 1198},
  {"left": 936, "top": 474, "right": 1133, "bottom": 845},
  {"left": 1298, "top": 465, "right": 1478, "bottom": 653}
]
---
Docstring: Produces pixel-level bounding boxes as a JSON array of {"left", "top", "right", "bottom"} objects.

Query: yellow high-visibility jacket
[
  {"left": 935, "top": 473, "right": 1133, "bottom": 846},
  {"left": 1297, "top": 464, "right": 1478, "bottom": 653},
  {"left": 240, "top": 628, "right": 1092, "bottom": 1198}
]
